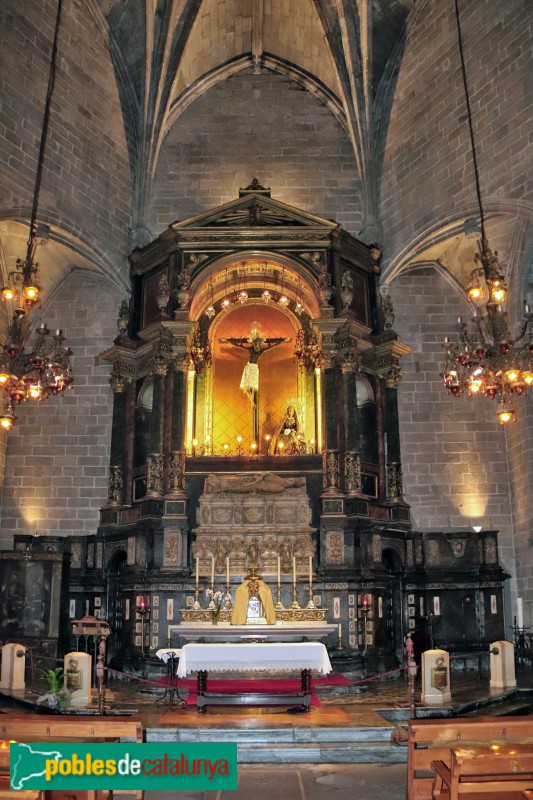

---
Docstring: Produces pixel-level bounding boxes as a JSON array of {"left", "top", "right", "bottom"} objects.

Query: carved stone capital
[
  {"left": 320, "top": 353, "right": 336, "bottom": 370},
  {"left": 344, "top": 451, "right": 362, "bottom": 497},
  {"left": 149, "top": 352, "right": 169, "bottom": 377},
  {"left": 110, "top": 373, "right": 127, "bottom": 393},
  {"left": 146, "top": 453, "right": 164, "bottom": 497},
  {"left": 109, "top": 364, "right": 133, "bottom": 393},
  {"left": 383, "top": 364, "right": 403, "bottom": 389},
  {"left": 322, "top": 449, "right": 340, "bottom": 494},
  {"left": 338, "top": 347, "right": 360, "bottom": 374}
]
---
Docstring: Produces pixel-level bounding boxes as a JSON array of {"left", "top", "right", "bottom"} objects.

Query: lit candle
[
  {"left": 292, "top": 555, "right": 296, "bottom": 584},
  {"left": 517, "top": 597, "right": 524, "bottom": 629},
  {"left": 363, "top": 595, "right": 367, "bottom": 607},
  {"left": 211, "top": 556, "right": 215, "bottom": 586},
  {"left": 195, "top": 556, "right": 199, "bottom": 587},
  {"left": 226, "top": 555, "right": 230, "bottom": 585},
  {"left": 140, "top": 597, "right": 145, "bottom": 609},
  {"left": 309, "top": 555, "right": 313, "bottom": 587},
  {"left": 277, "top": 556, "right": 281, "bottom": 584}
]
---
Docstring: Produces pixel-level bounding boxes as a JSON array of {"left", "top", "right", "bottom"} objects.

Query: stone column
[
  {"left": 165, "top": 360, "right": 187, "bottom": 498},
  {"left": 146, "top": 367, "right": 166, "bottom": 498},
  {"left": 106, "top": 372, "right": 129, "bottom": 506},
  {"left": 321, "top": 357, "right": 338, "bottom": 452},
  {"left": 123, "top": 380, "right": 136, "bottom": 506},
  {"left": 383, "top": 366, "right": 404, "bottom": 503},
  {"left": 321, "top": 355, "right": 340, "bottom": 496},
  {"left": 340, "top": 358, "right": 363, "bottom": 498}
]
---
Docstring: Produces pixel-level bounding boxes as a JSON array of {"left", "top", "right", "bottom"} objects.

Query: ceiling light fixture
[
  {"left": 440, "top": 0, "right": 532, "bottom": 424},
  {"left": 0, "top": 0, "right": 73, "bottom": 429}
]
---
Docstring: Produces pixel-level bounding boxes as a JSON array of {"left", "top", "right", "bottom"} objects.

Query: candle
[
  {"left": 195, "top": 556, "right": 199, "bottom": 587},
  {"left": 309, "top": 555, "right": 313, "bottom": 587},
  {"left": 517, "top": 597, "right": 524, "bottom": 629},
  {"left": 338, "top": 623, "right": 342, "bottom": 638},
  {"left": 363, "top": 595, "right": 367, "bottom": 607},
  {"left": 277, "top": 556, "right": 281, "bottom": 584},
  {"left": 140, "top": 597, "right": 145, "bottom": 609},
  {"left": 211, "top": 556, "right": 215, "bottom": 586},
  {"left": 292, "top": 555, "right": 296, "bottom": 584},
  {"left": 226, "top": 555, "right": 230, "bottom": 585}
]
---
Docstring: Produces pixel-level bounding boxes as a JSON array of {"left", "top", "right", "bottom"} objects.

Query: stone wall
[
  {"left": 0, "top": 0, "right": 133, "bottom": 268},
  {"left": 0, "top": 271, "right": 121, "bottom": 548},
  {"left": 506, "top": 398, "right": 533, "bottom": 626},
  {"left": 379, "top": 0, "right": 533, "bottom": 257},
  {"left": 148, "top": 69, "right": 362, "bottom": 236},
  {"left": 388, "top": 268, "right": 514, "bottom": 574}
]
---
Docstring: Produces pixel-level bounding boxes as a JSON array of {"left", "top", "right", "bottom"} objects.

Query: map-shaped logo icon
[{"left": 10, "top": 743, "right": 62, "bottom": 790}]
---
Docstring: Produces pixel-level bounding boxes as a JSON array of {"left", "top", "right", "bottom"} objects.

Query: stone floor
[
  {"left": 2, "top": 662, "right": 533, "bottom": 798},
  {"left": 141, "top": 763, "right": 408, "bottom": 799}
]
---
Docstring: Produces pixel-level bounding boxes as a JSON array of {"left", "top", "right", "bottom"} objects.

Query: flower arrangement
[
  {"left": 206, "top": 589, "right": 230, "bottom": 623},
  {"left": 37, "top": 667, "right": 71, "bottom": 710}
]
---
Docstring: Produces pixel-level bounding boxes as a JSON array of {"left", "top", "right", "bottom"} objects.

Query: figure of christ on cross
[{"left": 219, "top": 329, "right": 292, "bottom": 441}]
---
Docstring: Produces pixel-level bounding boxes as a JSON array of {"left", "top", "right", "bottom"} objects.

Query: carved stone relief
[
  {"left": 325, "top": 531, "right": 344, "bottom": 564},
  {"left": 192, "top": 478, "right": 315, "bottom": 576},
  {"left": 426, "top": 539, "right": 440, "bottom": 566},
  {"left": 164, "top": 531, "right": 182, "bottom": 567},
  {"left": 127, "top": 537, "right": 136, "bottom": 566},
  {"left": 70, "top": 542, "right": 82, "bottom": 570}
]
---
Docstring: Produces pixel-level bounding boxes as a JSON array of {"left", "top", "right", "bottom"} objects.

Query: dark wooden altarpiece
[{"left": 3, "top": 183, "right": 507, "bottom": 666}]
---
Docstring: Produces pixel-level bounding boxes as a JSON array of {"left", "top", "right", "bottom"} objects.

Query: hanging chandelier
[
  {"left": 0, "top": 0, "right": 72, "bottom": 431},
  {"left": 440, "top": 0, "right": 532, "bottom": 424}
]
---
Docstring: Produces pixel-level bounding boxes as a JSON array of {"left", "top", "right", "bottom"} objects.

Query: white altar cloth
[{"left": 177, "top": 642, "right": 332, "bottom": 677}]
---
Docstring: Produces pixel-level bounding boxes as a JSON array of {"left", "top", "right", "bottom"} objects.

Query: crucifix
[{"left": 219, "top": 328, "right": 292, "bottom": 441}]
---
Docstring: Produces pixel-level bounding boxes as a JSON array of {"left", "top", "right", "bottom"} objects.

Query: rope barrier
[
  {"left": 105, "top": 667, "right": 164, "bottom": 686},
  {"left": 104, "top": 664, "right": 406, "bottom": 689},
  {"left": 319, "top": 666, "right": 406, "bottom": 687}
]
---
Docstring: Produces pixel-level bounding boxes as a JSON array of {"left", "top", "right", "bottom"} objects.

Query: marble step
[
  {"left": 236, "top": 741, "right": 407, "bottom": 764},
  {"left": 147, "top": 726, "right": 393, "bottom": 745},
  {"left": 146, "top": 726, "right": 405, "bottom": 764}
]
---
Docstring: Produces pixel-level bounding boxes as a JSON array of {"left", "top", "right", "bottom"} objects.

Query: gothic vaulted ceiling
[{"left": 92, "top": 0, "right": 416, "bottom": 238}]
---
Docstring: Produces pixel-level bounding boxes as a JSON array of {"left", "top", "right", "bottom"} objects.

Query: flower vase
[{"left": 211, "top": 612, "right": 219, "bottom": 626}]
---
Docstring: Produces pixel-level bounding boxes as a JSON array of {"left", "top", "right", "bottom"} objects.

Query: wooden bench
[
  {"left": 432, "top": 743, "right": 533, "bottom": 799},
  {"left": 0, "top": 715, "right": 143, "bottom": 800},
  {"left": 407, "top": 717, "right": 533, "bottom": 800}
]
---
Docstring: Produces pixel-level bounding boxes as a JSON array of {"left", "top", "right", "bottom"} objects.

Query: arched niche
[
  {"left": 185, "top": 254, "right": 323, "bottom": 454},
  {"left": 190, "top": 301, "right": 318, "bottom": 454},
  {"left": 356, "top": 375, "right": 379, "bottom": 466},
  {"left": 188, "top": 253, "right": 321, "bottom": 322},
  {"left": 133, "top": 378, "right": 154, "bottom": 469}
]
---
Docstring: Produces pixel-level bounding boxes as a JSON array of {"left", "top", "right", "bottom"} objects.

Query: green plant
[
  {"left": 37, "top": 666, "right": 71, "bottom": 710},
  {"left": 44, "top": 667, "right": 63, "bottom": 694}
]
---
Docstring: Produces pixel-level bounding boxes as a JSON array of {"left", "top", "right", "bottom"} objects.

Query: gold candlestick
[
  {"left": 291, "top": 582, "right": 301, "bottom": 609},
  {"left": 193, "top": 584, "right": 201, "bottom": 610},
  {"left": 275, "top": 582, "right": 284, "bottom": 609},
  {"left": 224, "top": 581, "right": 232, "bottom": 609}
]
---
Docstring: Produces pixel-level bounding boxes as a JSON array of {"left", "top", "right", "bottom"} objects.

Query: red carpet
[
  {"left": 157, "top": 675, "right": 351, "bottom": 708},
  {"left": 156, "top": 675, "right": 351, "bottom": 689}
]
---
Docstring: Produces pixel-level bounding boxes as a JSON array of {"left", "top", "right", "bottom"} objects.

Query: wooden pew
[
  {"left": 432, "top": 743, "right": 533, "bottom": 799},
  {"left": 0, "top": 715, "right": 143, "bottom": 800},
  {"left": 407, "top": 717, "right": 533, "bottom": 800}
]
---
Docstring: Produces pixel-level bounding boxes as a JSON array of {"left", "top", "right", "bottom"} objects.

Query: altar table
[{"left": 177, "top": 642, "right": 332, "bottom": 712}]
